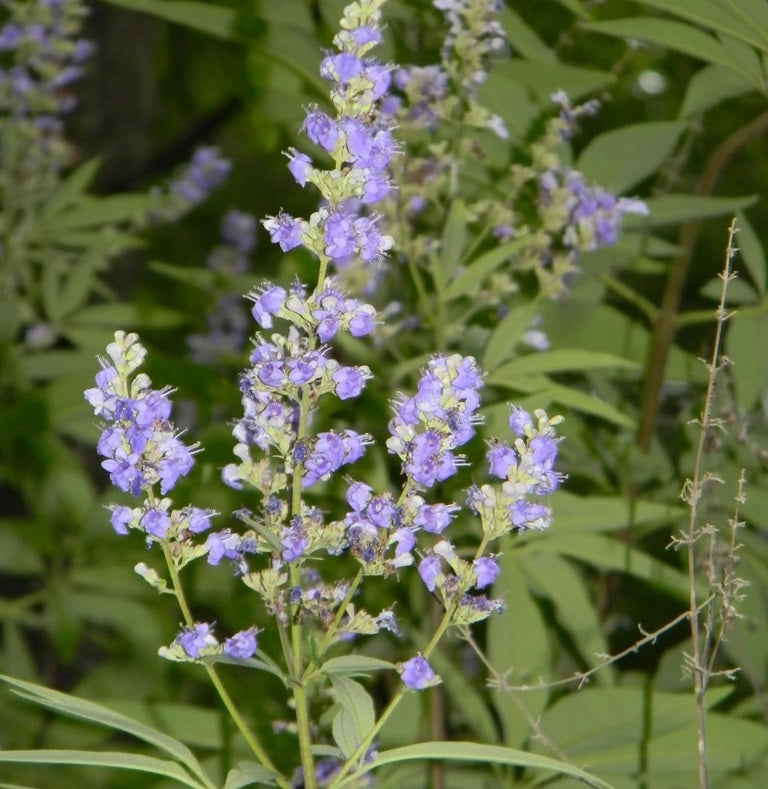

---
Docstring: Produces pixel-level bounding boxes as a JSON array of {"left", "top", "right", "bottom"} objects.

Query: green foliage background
[{"left": 1, "top": 0, "right": 767, "bottom": 787}]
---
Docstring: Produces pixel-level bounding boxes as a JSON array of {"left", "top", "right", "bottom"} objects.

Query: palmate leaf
[
  {"left": 0, "top": 750, "right": 208, "bottom": 788},
  {"left": 582, "top": 18, "right": 761, "bottom": 84},
  {"left": 0, "top": 673, "right": 211, "bottom": 785},
  {"left": 354, "top": 741, "right": 616, "bottom": 789},
  {"left": 641, "top": 0, "right": 768, "bottom": 53}
]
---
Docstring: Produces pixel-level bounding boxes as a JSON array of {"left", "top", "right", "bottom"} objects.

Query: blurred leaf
[
  {"left": 364, "top": 741, "right": 615, "bottom": 788},
  {"left": 518, "top": 534, "right": 694, "bottom": 599},
  {"left": 499, "top": 7, "right": 554, "bottom": 61},
  {"left": 443, "top": 238, "right": 528, "bottom": 301},
  {"left": 679, "top": 64, "right": 755, "bottom": 117},
  {"left": 428, "top": 651, "right": 499, "bottom": 746},
  {"left": 65, "top": 303, "right": 185, "bottom": 329},
  {"left": 726, "top": 305, "right": 768, "bottom": 409},
  {"left": 320, "top": 655, "right": 395, "bottom": 676},
  {"left": 40, "top": 194, "right": 152, "bottom": 231},
  {"left": 330, "top": 676, "right": 375, "bottom": 759},
  {"left": 148, "top": 260, "right": 215, "bottom": 289},
  {"left": 19, "top": 350, "right": 94, "bottom": 382},
  {"left": 536, "top": 384, "right": 636, "bottom": 429},
  {"left": 582, "top": 19, "right": 759, "bottom": 82},
  {"left": 488, "top": 550, "right": 549, "bottom": 747},
  {"left": 700, "top": 275, "right": 758, "bottom": 304},
  {"left": 641, "top": 0, "right": 768, "bottom": 53},
  {"left": 0, "top": 524, "right": 44, "bottom": 574},
  {"left": 493, "top": 59, "right": 615, "bottom": 101},
  {"left": 97, "top": 0, "right": 237, "bottom": 40},
  {"left": 627, "top": 194, "right": 757, "bottom": 226},
  {"left": 577, "top": 121, "right": 687, "bottom": 194},
  {"left": 524, "top": 553, "right": 611, "bottom": 678},
  {"left": 0, "top": 750, "right": 206, "bottom": 787},
  {"left": 0, "top": 673, "right": 209, "bottom": 781},
  {"left": 482, "top": 302, "right": 538, "bottom": 371},
  {"left": 435, "top": 200, "right": 468, "bottom": 293},
  {"left": 224, "top": 761, "right": 278, "bottom": 789},
  {"left": 486, "top": 349, "right": 637, "bottom": 383},
  {"left": 735, "top": 210, "right": 766, "bottom": 294}
]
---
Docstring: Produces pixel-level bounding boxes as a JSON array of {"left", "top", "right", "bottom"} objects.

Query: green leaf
[
  {"left": 485, "top": 349, "right": 638, "bottom": 383},
  {"left": 492, "top": 59, "right": 615, "bottom": 102},
  {"left": 97, "top": 0, "right": 237, "bottom": 40},
  {"left": 499, "top": 7, "right": 554, "bottom": 61},
  {"left": 148, "top": 260, "right": 215, "bottom": 289},
  {"left": 735, "top": 211, "right": 766, "bottom": 293},
  {"left": 330, "top": 676, "right": 375, "bottom": 759},
  {"left": 518, "top": 534, "right": 693, "bottom": 599},
  {"left": 582, "top": 18, "right": 759, "bottom": 82},
  {"left": 542, "top": 491, "right": 685, "bottom": 536},
  {"left": 679, "top": 64, "right": 754, "bottom": 117},
  {"left": 224, "top": 761, "right": 278, "bottom": 789},
  {"left": 533, "top": 384, "right": 636, "bottom": 429},
  {"left": 0, "top": 673, "right": 209, "bottom": 782},
  {"left": 41, "top": 194, "right": 153, "bottom": 231},
  {"left": 19, "top": 350, "right": 95, "bottom": 382},
  {"left": 0, "top": 750, "right": 206, "bottom": 788},
  {"left": 576, "top": 121, "right": 687, "bottom": 194},
  {"left": 443, "top": 238, "right": 528, "bottom": 301},
  {"left": 641, "top": 0, "right": 768, "bottom": 53},
  {"left": 320, "top": 655, "right": 395, "bottom": 676},
  {"left": 359, "top": 741, "right": 616, "bottom": 789},
  {"left": 435, "top": 200, "right": 468, "bottom": 292},
  {"left": 42, "top": 158, "right": 100, "bottom": 216},
  {"left": 65, "top": 303, "right": 185, "bottom": 330},
  {"left": 726, "top": 306, "right": 768, "bottom": 409},
  {"left": 428, "top": 651, "right": 499, "bottom": 746},
  {"left": 627, "top": 194, "right": 757, "bottom": 226},
  {"left": 524, "top": 553, "right": 611, "bottom": 677},
  {"left": 488, "top": 550, "right": 549, "bottom": 747},
  {"left": 482, "top": 302, "right": 539, "bottom": 371}
]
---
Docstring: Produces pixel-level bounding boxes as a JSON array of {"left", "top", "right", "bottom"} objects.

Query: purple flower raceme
[
  {"left": 85, "top": 332, "right": 199, "bottom": 502},
  {"left": 387, "top": 354, "right": 484, "bottom": 488}
]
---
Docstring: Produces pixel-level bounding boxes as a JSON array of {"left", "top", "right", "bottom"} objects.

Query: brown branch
[{"left": 636, "top": 110, "right": 768, "bottom": 452}]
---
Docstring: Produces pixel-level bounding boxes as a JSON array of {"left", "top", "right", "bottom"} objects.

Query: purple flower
[
  {"left": 176, "top": 622, "right": 218, "bottom": 658},
  {"left": 473, "top": 556, "right": 500, "bottom": 589},
  {"left": 508, "top": 407, "right": 533, "bottom": 436},
  {"left": 509, "top": 500, "right": 552, "bottom": 531},
  {"left": 109, "top": 505, "right": 133, "bottom": 535},
  {"left": 184, "top": 507, "right": 214, "bottom": 534},
  {"left": 170, "top": 147, "right": 231, "bottom": 206},
  {"left": 418, "top": 555, "right": 441, "bottom": 592},
  {"left": 332, "top": 366, "right": 366, "bottom": 399},
  {"left": 221, "top": 210, "right": 257, "bottom": 253},
  {"left": 320, "top": 52, "right": 364, "bottom": 84},
  {"left": 366, "top": 495, "right": 396, "bottom": 528},
  {"left": 401, "top": 655, "right": 436, "bottom": 690},
  {"left": 325, "top": 212, "right": 356, "bottom": 259},
  {"left": 487, "top": 444, "right": 517, "bottom": 479},
  {"left": 205, "top": 530, "right": 242, "bottom": 565},
  {"left": 223, "top": 627, "right": 258, "bottom": 659},
  {"left": 250, "top": 285, "right": 286, "bottom": 328},
  {"left": 263, "top": 213, "right": 303, "bottom": 252},
  {"left": 140, "top": 508, "right": 171, "bottom": 539},
  {"left": 303, "top": 109, "right": 338, "bottom": 152},
  {"left": 346, "top": 481, "right": 373, "bottom": 512},
  {"left": 414, "top": 503, "right": 457, "bottom": 534},
  {"left": 287, "top": 148, "right": 313, "bottom": 187},
  {"left": 281, "top": 528, "right": 308, "bottom": 561}
]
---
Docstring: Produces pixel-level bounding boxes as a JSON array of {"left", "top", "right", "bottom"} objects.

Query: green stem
[{"left": 161, "top": 543, "right": 290, "bottom": 787}]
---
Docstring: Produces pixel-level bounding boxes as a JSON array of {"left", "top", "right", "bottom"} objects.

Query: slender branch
[
  {"left": 636, "top": 112, "right": 768, "bottom": 451},
  {"left": 161, "top": 543, "right": 289, "bottom": 787}
]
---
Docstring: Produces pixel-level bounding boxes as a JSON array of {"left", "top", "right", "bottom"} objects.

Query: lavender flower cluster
[
  {"left": 0, "top": 0, "right": 93, "bottom": 160},
  {"left": 262, "top": 0, "right": 394, "bottom": 281},
  {"left": 84, "top": 331, "right": 259, "bottom": 661},
  {"left": 85, "top": 0, "right": 566, "bottom": 712}
]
